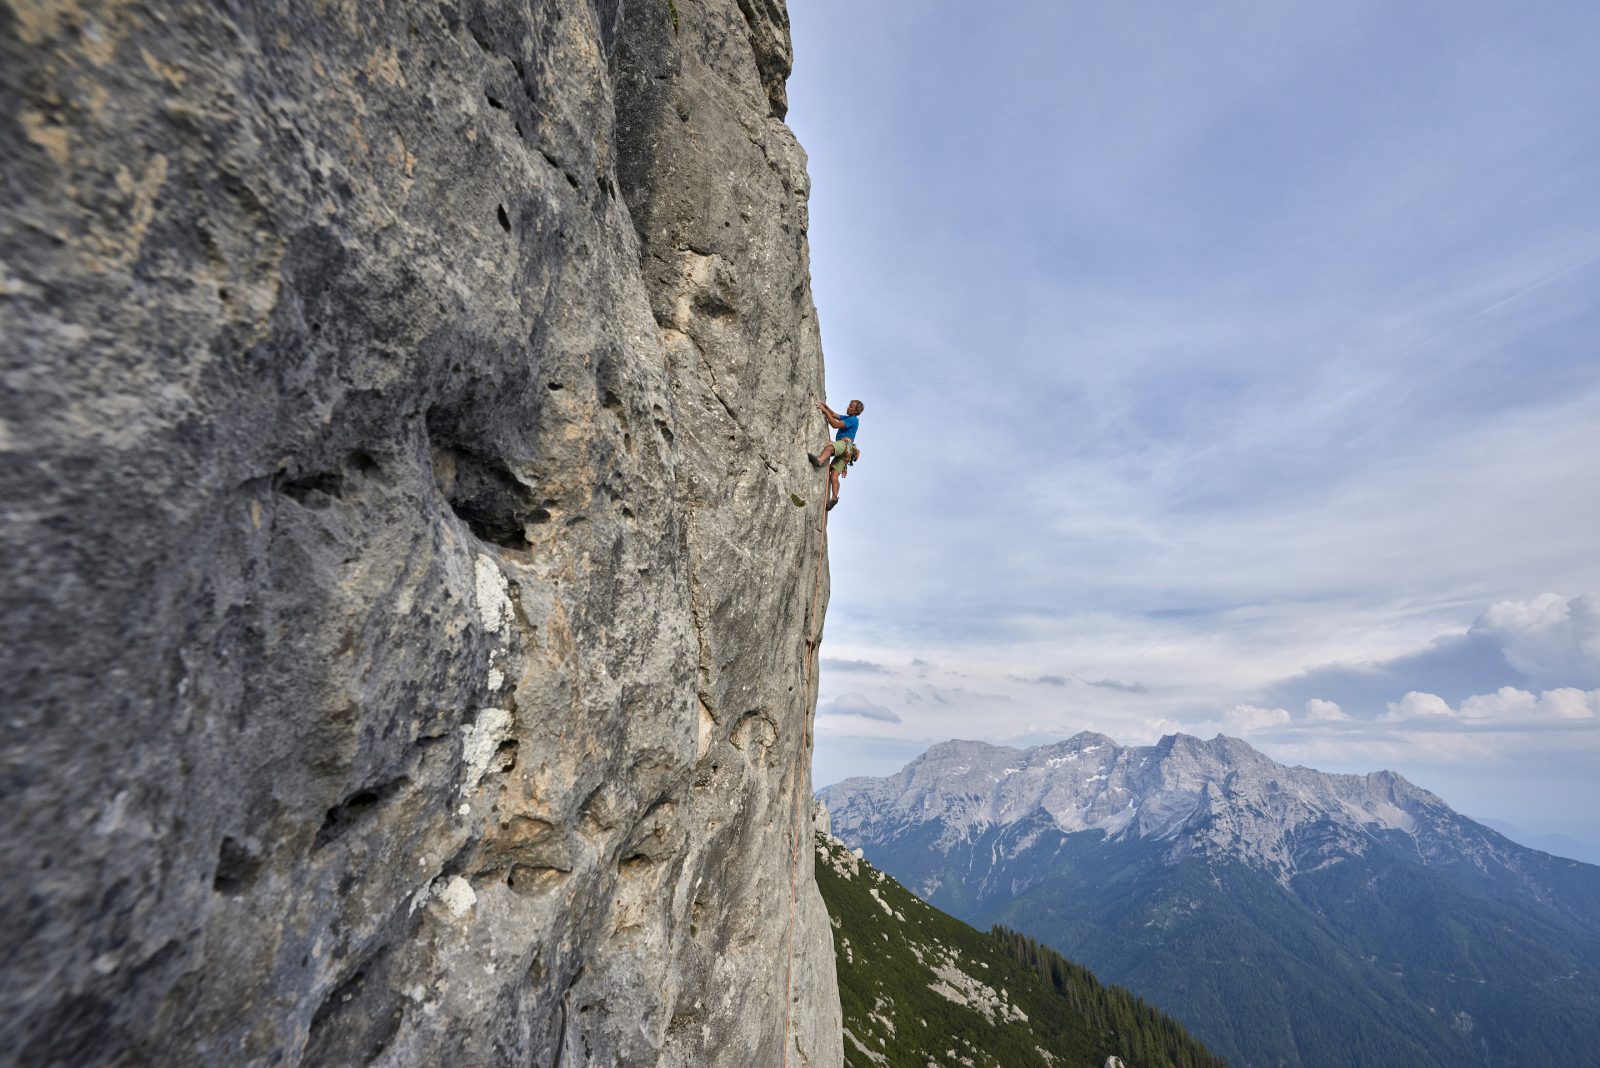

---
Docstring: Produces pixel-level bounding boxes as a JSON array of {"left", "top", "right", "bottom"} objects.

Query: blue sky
[{"left": 786, "top": 2, "right": 1600, "bottom": 849}]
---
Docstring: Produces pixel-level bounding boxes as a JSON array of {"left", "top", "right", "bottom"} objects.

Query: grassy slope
[{"left": 815, "top": 832, "right": 1225, "bottom": 1068}]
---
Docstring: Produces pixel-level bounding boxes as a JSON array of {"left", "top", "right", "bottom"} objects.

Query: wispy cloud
[
  {"left": 821, "top": 658, "right": 891, "bottom": 675},
  {"left": 818, "top": 694, "right": 900, "bottom": 724},
  {"left": 1085, "top": 677, "right": 1148, "bottom": 694},
  {"left": 1010, "top": 674, "right": 1069, "bottom": 687},
  {"left": 1382, "top": 686, "right": 1600, "bottom": 724}
]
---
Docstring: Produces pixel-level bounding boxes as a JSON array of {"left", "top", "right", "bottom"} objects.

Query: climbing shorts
[{"left": 829, "top": 439, "right": 858, "bottom": 473}]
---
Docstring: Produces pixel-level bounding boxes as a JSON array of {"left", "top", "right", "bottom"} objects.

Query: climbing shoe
[
  {"left": 808, "top": 453, "right": 824, "bottom": 468},
  {"left": 826, "top": 498, "right": 838, "bottom": 511}
]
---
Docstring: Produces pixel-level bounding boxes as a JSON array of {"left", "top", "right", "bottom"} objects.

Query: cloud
[
  {"left": 1458, "top": 686, "right": 1540, "bottom": 720},
  {"left": 1086, "top": 677, "right": 1149, "bottom": 694},
  {"left": 1010, "top": 674, "right": 1070, "bottom": 686},
  {"left": 822, "top": 658, "right": 891, "bottom": 675},
  {"left": 1383, "top": 692, "right": 1455, "bottom": 721},
  {"left": 1541, "top": 688, "right": 1600, "bottom": 720},
  {"left": 1264, "top": 594, "right": 1600, "bottom": 715},
  {"left": 818, "top": 693, "right": 901, "bottom": 723},
  {"left": 1382, "top": 686, "right": 1600, "bottom": 723},
  {"left": 1262, "top": 632, "right": 1517, "bottom": 713},
  {"left": 1303, "top": 699, "right": 1349, "bottom": 721},
  {"left": 1005, "top": 673, "right": 1145, "bottom": 690},
  {"left": 1470, "top": 593, "right": 1600, "bottom": 686},
  {"left": 1225, "top": 704, "right": 1292, "bottom": 731}
]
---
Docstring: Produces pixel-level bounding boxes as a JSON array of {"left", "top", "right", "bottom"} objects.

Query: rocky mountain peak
[{"left": 824, "top": 732, "right": 1467, "bottom": 879}]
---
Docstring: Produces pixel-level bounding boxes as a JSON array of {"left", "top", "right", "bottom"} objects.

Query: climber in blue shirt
[{"left": 808, "top": 398, "right": 864, "bottom": 511}]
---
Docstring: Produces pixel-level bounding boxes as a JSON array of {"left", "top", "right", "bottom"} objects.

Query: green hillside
[{"left": 815, "top": 832, "right": 1225, "bottom": 1068}]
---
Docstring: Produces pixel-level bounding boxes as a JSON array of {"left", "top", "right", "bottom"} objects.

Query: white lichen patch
[
  {"left": 487, "top": 666, "right": 505, "bottom": 691},
  {"left": 437, "top": 876, "right": 476, "bottom": 917},
  {"left": 431, "top": 875, "right": 476, "bottom": 919},
  {"left": 460, "top": 707, "right": 514, "bottom": 794},
  {"left": 473, "top": 554, "right": 514, "bottom": 633}
]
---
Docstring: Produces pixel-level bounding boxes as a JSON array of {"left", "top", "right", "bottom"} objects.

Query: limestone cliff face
[{"left": 0, "top": 1, "right": 841, "bottom": 1065}]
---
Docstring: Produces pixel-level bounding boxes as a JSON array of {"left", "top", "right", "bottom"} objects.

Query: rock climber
[{"left": 808, "top": 398, "right": 863, "bottom": 511}]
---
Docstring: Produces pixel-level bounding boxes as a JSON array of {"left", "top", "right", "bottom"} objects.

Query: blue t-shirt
[{"left": 836, "top": 414, "right": 859, "bottom": 441}]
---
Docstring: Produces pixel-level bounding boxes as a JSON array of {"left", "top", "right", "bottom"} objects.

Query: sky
[{"left": 784, "top": 1, "right": 1600, "bottom": 852}]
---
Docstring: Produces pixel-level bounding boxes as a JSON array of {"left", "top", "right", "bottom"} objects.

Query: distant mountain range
[
  {"left": 820, "top": 732, "right": 1600, "bottom": 1068},
  {"left": 813, "top": 820, "right": 1223, "bottom": 1068},
  {"left": 1474, "top": 817, "right": 1600, "bottom": 867}
]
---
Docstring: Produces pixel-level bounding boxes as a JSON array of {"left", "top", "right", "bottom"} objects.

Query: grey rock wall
[{"left": 1, "top": 1, "right": 841, "bottom": 1065}]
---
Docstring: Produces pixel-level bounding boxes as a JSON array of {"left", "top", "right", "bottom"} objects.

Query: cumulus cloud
[
  {"left": 1470, "top": 593, "right": 1600, "bottom": 686},
  {"left": 1303, "top": 698, "right": 1349, "bottom": 721},
  {"left": 1384, "top": 691, "right": 1455, "bottom": 720},
  {"left": 1383, "top": 686, "right": 1600, "bottom": 723},
  {"left": 818, "top": 693, "right": 901, "bottom": 723},
  {"left": 1458, "top": 686, "right": 1540, "bottom": 720},
  {"left": 1265, "top": 592, "right": 1600, "bottom": 715},
  {"left": 1225, "top": 704, "right": 1292, "bottom": 731},
  {"left": 1541, "top": 688, "right": 1600, "bottom": 719}
]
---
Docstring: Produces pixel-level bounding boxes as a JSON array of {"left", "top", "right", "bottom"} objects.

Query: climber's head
[{"left": 847, "top": 400, "right": 864, "bottom": 416}]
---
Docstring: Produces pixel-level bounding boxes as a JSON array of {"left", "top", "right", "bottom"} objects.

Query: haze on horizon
[{"left": 785, "top": 2, "right": 1600, "bottom": 852}]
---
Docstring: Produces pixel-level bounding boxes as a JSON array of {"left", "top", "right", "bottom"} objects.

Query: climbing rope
[{"left": 781, "top": 494, "right": 830, "bottom": 1068}]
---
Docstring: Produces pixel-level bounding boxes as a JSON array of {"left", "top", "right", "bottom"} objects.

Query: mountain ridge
[
  {"left": 822, "top": 732, "right": 1600, "bottom": 1067},
  {"left": 828, "top": 732, "right": 1477, "bottom": 886}
]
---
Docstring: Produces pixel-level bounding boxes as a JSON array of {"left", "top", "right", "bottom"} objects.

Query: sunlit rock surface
[{"left": 1, "top": 1, "right": 840, "bottom": 1064}]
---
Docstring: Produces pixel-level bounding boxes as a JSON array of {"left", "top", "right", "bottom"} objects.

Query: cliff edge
[{"left": 1, "top": 0, "right": 841, "bottom": 1064}]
